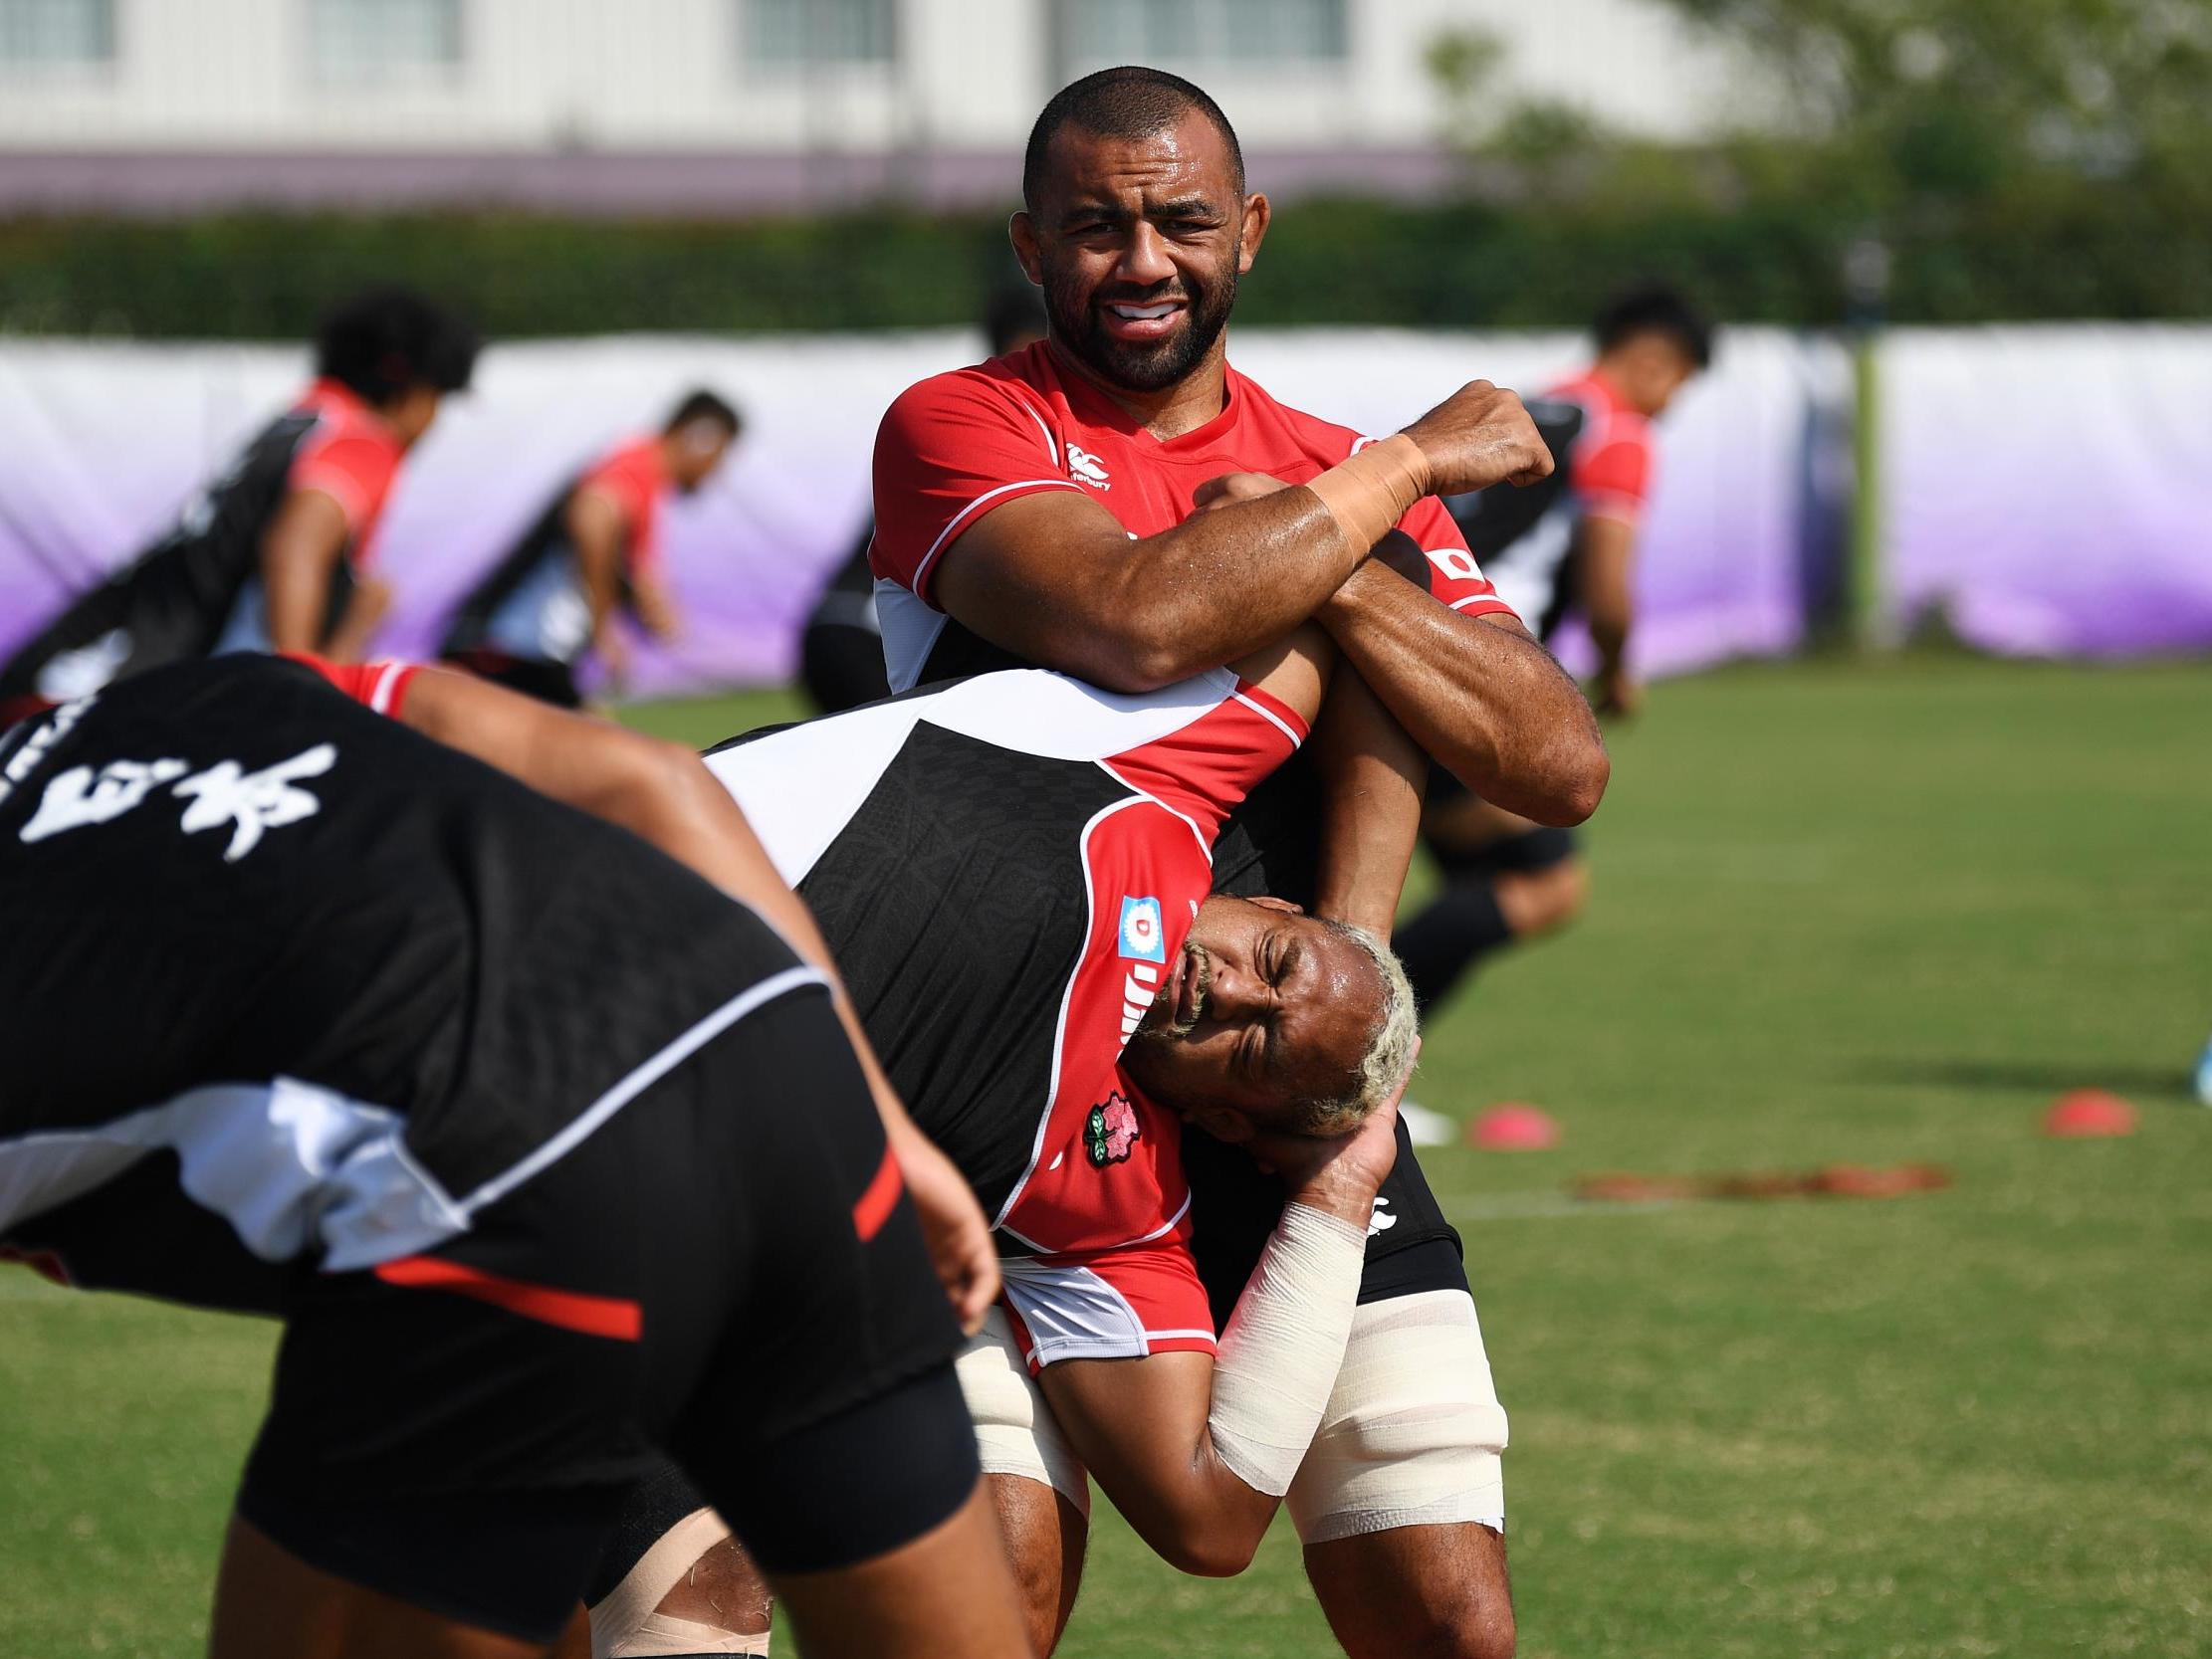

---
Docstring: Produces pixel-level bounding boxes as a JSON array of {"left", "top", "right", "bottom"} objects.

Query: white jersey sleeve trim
[
  {"left": 1018, "top": 401, "right": 1062, "bottom": 470},
  {"left": 910, "top": 478, "right": 1085, "bottom": 597},
  {"left": 1229, "top": 689, "right": 1303, "bottom": 749},
  {"left": 368, "top": 660, "right": 409, "bottom": 715}
]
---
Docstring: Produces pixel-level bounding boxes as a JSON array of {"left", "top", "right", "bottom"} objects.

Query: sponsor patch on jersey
[
  {"left": 1067, "top": 444, "right": 1111, "bottom": 490},
  {"left": 1086, "top": 1093, "right": 1141, "bottom": 1167},
  {"left": 1118, "top": 894, "right": 1166, "bottom": 961}
]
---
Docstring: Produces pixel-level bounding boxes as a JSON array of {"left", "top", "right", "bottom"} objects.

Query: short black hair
[
  {"left": 314, "top": 287, "right": 478, "bottom": 406},
  {"left": 1022, "top": 66, "right": 1243, "bottom": 212},
  {"left": 984, "top": 284, "right": 1045, "bottom": 356},
  {"left": 1594, "top": 284, "right": 1714, "bottom": 370},
  {"left": 664, "top": 388, "right": 743, "bottom": 435}
]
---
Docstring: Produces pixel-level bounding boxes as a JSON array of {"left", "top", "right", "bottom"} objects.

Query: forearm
[
  {"left": 1043, "top": 1186, "right": 1375, "bottom": 1576},
  {"left": 1578, "top": 519, "right": 1637, "bottom": 681},
  {"left": 941, "top": 441, "right": 1436, "bottom": 694},
  {"left": 1054, "top": 490, "right": 1373, "bottom": 690},
  {"left": 1308, "top": 666, "right": 1426, "bottom": 937},
  {"left": 320, "top": 579, "right": 389, "bottom": 662},
  {"left": 1318, "top": 564, "right": 1609, "bottom": 825}
]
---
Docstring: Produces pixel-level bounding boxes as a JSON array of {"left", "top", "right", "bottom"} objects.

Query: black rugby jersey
[{"left": 0, "top": 655, "right": 818, "bottom": 1274}]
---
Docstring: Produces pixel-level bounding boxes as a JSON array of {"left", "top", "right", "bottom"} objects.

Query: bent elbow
[
  {"left": 1514, "top": 739, "right": 1609, "bottom": 828},
  {"left": 1555, "top": 744, "right": 1611, "bottom": 826}
]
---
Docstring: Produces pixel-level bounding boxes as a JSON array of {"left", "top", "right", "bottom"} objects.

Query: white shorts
[{"left": 955, "top": 1288, "right": 1508, "bottom": 1543}]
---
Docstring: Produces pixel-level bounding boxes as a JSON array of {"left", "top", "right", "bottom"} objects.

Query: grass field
[{"left": 6, "top": 655, "right": 2209, "bottom": 1658}]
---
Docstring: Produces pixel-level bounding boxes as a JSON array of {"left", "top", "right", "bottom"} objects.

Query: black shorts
[
  {"left": 1193, "top": 762, "right": 1470, "bottom": 1328},
  {"left": 6, "top": 989, "right": 974, "bottom": 1642}
]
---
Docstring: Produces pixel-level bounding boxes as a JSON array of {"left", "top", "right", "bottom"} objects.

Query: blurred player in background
[
  {"left": 1396, "top": 285, "right": 1711, "bottom": 1017},
  {"left": 798, "top": 287, "right": 1044, "bottom": 714},
  {"left": 442, "top": 389, "right": 742, "bottom": 707},
  {"left": 0, "top": 288, "right": 477, "bottom": 725},
  {"left": 0, "top": 653, "right": 1028, "bottom": 1659}
]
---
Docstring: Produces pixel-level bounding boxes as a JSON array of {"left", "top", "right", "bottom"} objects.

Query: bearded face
[
  {"left": 1016, "top": 107, "right": 1260, "bottom": 398},
  {"left": 1039, "top": 229, "right": 1239, "bottom": 394}
]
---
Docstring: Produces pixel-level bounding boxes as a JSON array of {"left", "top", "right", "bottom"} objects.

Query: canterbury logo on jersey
[
  {"left": 17, "top": 742, "right": 335, "bottom": 863},
  {"left": 1067, "top": 444, "right": 1111, "bottom": 490}
]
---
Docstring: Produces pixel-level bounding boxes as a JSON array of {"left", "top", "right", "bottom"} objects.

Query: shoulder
[{"left": 882, "top": 353, "right": 1055, "bottom": 443}]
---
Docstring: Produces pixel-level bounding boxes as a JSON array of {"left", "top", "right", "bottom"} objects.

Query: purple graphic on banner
[{"left": 1880, "top": 326, "right": 2212, "bottom": 657}]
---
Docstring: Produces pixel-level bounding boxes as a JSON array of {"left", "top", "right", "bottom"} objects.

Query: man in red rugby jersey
[{"left": 855, "top": 65, "right": 1613, "bottom": 1659}]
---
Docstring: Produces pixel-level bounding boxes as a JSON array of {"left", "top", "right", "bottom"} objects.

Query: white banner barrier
[
  {"left": 2, "top": 326, "right": 1844, "bottom": 693},
  {"left": 1880, "top": 325, "right": 2212, "bottom": 657}
]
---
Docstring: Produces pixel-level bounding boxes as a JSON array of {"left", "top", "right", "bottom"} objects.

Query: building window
[
  {"left": 0, "top": 0, "right": 115, "bottom": 72},
  {"left": 745, "top": 0, "right": 896, "bottom": 69},
  {"left": 1056, "top": 0, "right": 1345, "bottom": 77},
  {"left": 309, "top": 0, "right": 463, "bottom": 88}
]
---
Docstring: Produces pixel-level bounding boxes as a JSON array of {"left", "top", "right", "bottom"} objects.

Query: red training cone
[
  {"left": 2043, "top": 1090, "right": 2137, "bottom": 1139},
  {"left": 1467, "top": 1104, "right": 1559, "bottom": 1150}
]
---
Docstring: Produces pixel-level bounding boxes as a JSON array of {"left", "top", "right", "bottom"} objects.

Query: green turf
[{"left": 5, "top": 656, "right": 2208, "bottom": 1657}]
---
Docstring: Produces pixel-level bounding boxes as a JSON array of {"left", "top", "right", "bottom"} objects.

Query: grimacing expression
[
  {"left": 1024, "top": 110, "right": 1251, "bottom": 393},
  {"left": 1120, "top": 896, "right": 1385, "bottom": 1132}
]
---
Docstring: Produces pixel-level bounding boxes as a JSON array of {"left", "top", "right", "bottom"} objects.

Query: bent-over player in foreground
[{"left": 0, "top": 654, "right": 1029, "bottom": 1659}]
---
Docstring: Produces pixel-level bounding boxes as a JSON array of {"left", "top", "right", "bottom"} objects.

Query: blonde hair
[{"left": 1294, "top": 920, "right": 1420, "bottom": 1137}]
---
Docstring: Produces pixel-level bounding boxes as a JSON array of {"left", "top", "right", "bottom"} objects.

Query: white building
[{"left": 0, "top": 0, "right": 1756, "bottom": 211}]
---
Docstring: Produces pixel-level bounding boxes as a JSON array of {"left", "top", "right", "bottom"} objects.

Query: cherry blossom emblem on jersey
[
  {"left": 1086, "top": 1092, "right": 1141, "bottom": 1167},
  {"left": 1118, "top": 894, "right": 1165, "bottom": 962}
]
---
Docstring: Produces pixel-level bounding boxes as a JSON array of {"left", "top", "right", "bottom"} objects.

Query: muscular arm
[
  {"left": 1316, "top": 542, "right": 1609, "bottom": 825},
  {"left": 566, "top": 485, "right": 630, "bottom": 651},
  {"left": 931, "top": 378, "right": 1552, "bottom": 696},
  {"left": 936, "top": 485, "right": 1370, "bottom": 694},
  {"left": 397, "top": 665, "right": 998, "bottom": 1330},
  {"left": 1577, "top": 514, "right": 1641, "bottom": 717},
  {"left": 1308, "top": 666, "right": 1426, "bottom": 937},
  {"left": 260, "top": 488, "right": 354, "bottom": 654},
  {"left": 1034, "top": 1105, "right": 1396, "bottom": 1578}
]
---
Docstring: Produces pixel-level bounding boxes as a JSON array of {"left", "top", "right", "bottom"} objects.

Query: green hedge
[{"left": 0, "top": 192, "right": 2203, "bottom": 338}]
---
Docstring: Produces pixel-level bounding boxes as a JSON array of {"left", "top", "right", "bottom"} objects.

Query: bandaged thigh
[
  {"left": 588, "top": 1505, "right": 768, "bottom": 1658},
  {"left": 955, "top": 1308, "right": 1090, "bottom": 1518},
  {"left": 1286, "top": 1289, "right": 1510, "bottom": 1545}
]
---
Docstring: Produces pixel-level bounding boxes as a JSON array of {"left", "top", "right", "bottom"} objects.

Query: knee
[
  {"left": 1425, "top": 1592, "right": 1516, "bottom": 1659},
  {"left": 1496, "top": 858, "right": 1587, "bottom": 937}
]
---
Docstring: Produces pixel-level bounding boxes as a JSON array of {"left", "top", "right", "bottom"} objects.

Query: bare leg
[
  {"left": 652, "top": 1531, "right": 774, "bottom": 1645},
  {"left": 208, "top": 1513, "right": 551, "bottom": 1659},
  {"left": 771, "top": 1484, "right": 1035, "bottom": 1659},
  {"left": 987, "top": 1473, "right": 1087, "bottom": 1657},
  {"left": 1303, "top": 1522, "right": 1514, "bottom": 1659}
]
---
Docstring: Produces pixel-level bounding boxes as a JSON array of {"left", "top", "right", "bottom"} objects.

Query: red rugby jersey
[
  {"left": 289, "top": 380, "right": 408, "bottom": 570},
  {"left": 868, "top": 341, "right": 1517, "bottom": 692},
  {"left": 577, "top": 435, "right": 670, "bottom": 577},
  {"left": 1550, "top": 368, "right": 1657, "bottom": 527}
]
